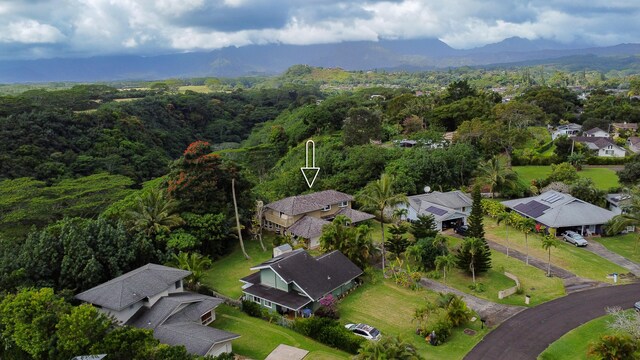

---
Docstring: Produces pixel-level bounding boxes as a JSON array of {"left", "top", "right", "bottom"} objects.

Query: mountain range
[{"left": 1, "top": 37, "right": 639, "bottom": 83}]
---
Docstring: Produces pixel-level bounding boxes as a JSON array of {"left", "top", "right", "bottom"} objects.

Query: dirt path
[
  {"left": 419, "top": 278, "right": 525, "bottom": 327},
  {"left": 585, "top": 240, "right": 640, "bottom": 277},
  {"left": 464, "top": 283, "right": 640, "bottom": 360}
]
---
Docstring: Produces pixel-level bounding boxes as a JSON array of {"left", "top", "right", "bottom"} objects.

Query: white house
[
  {"left": 551, "top": 123, "right": 582, "bottom": 140},
  {"left": 399, "top": 190, "right": 472, "bottom": 231},
  {"left": 573, "top": 136, "right": 626, "bottom": 157},
  {"left": 627, "top": 137, "right": 640, "bottom": 153},
  {"left": 76, "top": 264, "right": 239, "bottom": 358},
  {"left": 584, "top": 127, "right": 609, "bottom": 138}
]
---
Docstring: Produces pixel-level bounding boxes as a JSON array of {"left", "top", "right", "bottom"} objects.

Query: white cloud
[{"left": 0, "top": 19, "right": 64, "bottom": 44}]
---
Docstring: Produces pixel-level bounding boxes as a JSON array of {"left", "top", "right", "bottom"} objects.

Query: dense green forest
[{"left": 2, "top": 65, "right": 640, "bottom": 359}]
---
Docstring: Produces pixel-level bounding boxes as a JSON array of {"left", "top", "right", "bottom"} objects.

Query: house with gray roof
[
  {"left": 627, "top": 136, "right": 640, "bottom": 153},
  {"left": 573, "top": 136, "right": 626, "bottom": 157},
  {"left": 263, "top": 190, "right": 374, "bottom": 248},
  {"left": 584, "top": 127, "right": 609, "bottom": 138},
  {"left": 76, "top": 264, "right": 239, "bottom": 358},
  {"left": 397, "top": 190, "right": 472, "bottom": 231},
  {"left": 240, "top": 250, "right": 362, "bottom": 316},
  {"left": 551, "top": 123, "right": 582, "bottom": 140},
  {"left": 502, "top": 190, "right": 617, "bottom": 236}
]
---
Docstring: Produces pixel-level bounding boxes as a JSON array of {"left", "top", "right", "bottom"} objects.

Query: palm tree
[
  {"left": 392, "top": 207, "right": 408, "bottom": 224},
  {"left": 541, "top": 234, "right": 557, "bottom": 277},
  {"left": 127, "top": 188, "right": 183, "bottom": 238},
  {"left": 232, "top": 178, "right": 250, "bottom": 259},
  {"left": 432, "top": 235, "right": 449, "bottom": 256},
  {"left": 607, "top": 188, "right": 640, "bottom": 254},
  {"left": 474, "top": 155, "right": 519, "bottom": 198},
  {"left": 357, "top": 173, "right": 408, "bottom": 276},
  {"left": 435, "top": 254, "right": 456, "bottom": 284},
  {"left": 168, "top": 252, "right": 213, "bottom": 291},
  {"left": 518, "top": 218, "right": 537, "bottom": 265},
  {"left": 496, "top": 211, "right": 512, "bottom": 257},
  {"left": 464, "top": 237, "right": 485, "bottom": 284}
]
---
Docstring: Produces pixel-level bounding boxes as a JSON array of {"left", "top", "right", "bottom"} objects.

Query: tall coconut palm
[
  {"left": 607, "top": 188, "right": 640, "bottom": 254},
  {"left": 127, "top": 188, "right": 183, "bottom": 238},
  {"left": 541, "top": 234, "right": 557, "bottom": 277},
  {"left": 435, "top": 254, "right": 456, "bottom": 284},
  {"left": 168, "top": 252, "right": 213, "bottom": 291},
  {"left": 518, "top": 218, "right": 537, "bottom": 265},
  {"left": 464, "top": 237, "right": 485, "bottom": 284},
  {"left": 475, "top": 155, "right": 519, "bottom": 198},
  {"left": 357, "top": 173, "right": 408, "bottom": 276},
  {"left": 496, "top": 211, "right": 512, "bottom": 257}
]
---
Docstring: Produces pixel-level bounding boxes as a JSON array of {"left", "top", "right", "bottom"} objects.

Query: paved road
[
  {"left": 419, "top": 278, "right": 525, "bottom": 327},
  {"left": 464, "top": 283, "right": 640, "bottom": 360}
]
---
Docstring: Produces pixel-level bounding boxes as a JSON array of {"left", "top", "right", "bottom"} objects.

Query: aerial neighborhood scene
[{"left": 3, "top": 1, "right": 640, "bottom": 360}]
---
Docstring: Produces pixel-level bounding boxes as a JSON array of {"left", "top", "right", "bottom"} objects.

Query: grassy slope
[
  {"left": 485, "top": 218, "right": 628, "bottom": 282},
  {"left": 513, "top": 166, "right": 619, "bottom": 190},
  {"left": 339, "top": 273, "right": 488, "bottom": 360},
  {"left": 595, "top": 233, "right": 640, "bottom": 264},
  {"left": 201, "top": 235, "right": 274, "bottom": 298},
  {"left": 538, "top": 314, "right": 613, "bottom": 360},
  {"left": 213, "top": 305, "right": 349, "bottom": 360}
]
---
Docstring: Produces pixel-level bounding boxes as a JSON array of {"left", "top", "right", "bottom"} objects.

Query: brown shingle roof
[
  {"left": 335, "top": 207, "right": 376, "bottom": 223},
  {"left": 573, "top": 136, "right": 615, "bottom": 149},
  {"left": 287, "top": 216, "right": 329, "bottom": 239},
  {"left": 265, "top": 190, "right": 353, "bottom": 216}
]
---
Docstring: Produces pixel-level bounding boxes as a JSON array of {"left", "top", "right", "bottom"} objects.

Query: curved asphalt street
[{"left": 464, "top": 283, "right": 640, "bottom": 360}]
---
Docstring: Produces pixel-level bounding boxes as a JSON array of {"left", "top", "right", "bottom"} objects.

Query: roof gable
[
  {"left": 265, "top": 190, "right": 353, "bottom": 216},
  {"left": 75, "top": 264, "right": 191, "bottom": 310},
  {"left": 252, "top": 250, "right": 362, "bottom": 300}
]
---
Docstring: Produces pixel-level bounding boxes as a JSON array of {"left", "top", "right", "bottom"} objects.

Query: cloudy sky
[{"left": 1, "top": 0, "right": 639, "bottom": 60}]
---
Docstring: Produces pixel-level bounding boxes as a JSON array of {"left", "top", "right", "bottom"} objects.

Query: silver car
[
  {"left": 345, "top": 323, "right": 381, "bottom": 341},
  {"left": 562, "top": 231, "right": 588, "bottom": 247}
]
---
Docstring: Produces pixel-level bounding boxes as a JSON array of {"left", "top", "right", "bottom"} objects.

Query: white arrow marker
[{"left": 300, "top": 139, "right": 320, "bottom": 188}]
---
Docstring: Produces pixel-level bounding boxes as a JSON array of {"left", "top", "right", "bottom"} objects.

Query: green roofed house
[
  {"left": 75, "top": 264, "right": 239, "bottom": 358},
  {"left": 240, "top": 249, "right": 363, "bottom": 317}
]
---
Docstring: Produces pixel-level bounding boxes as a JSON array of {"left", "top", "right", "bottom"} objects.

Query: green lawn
[
  {"left": 513, "top": 166, "right": 620, "bottom": 190},
  {"left": 486, "top": 218, "right": 628, "bottom": 283},
  {"left": 595, "top": 233, "right": 640, "bottom": 264},
  {"left": 538, "top": 314, "right": 613, "bottom": 360},
  {"left": 441, "top": 249, "right": 565, "bottom": 307},
  {"left": 178, "top": 85, "right": 212, "bottom": 93},
  {"left": 213, "top": 305, "right": 349, "bottom": 360},
  {"left": 339, "top": 273, "right": 488, "bottom": 360},
  {"left": 201, "top": 235, "right": 275, "bottom": 298}
]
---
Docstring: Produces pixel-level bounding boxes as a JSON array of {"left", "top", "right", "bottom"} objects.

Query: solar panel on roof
[
  {"left": 514, "top": 200, "right": 549, "bottom": 218},
  {"left": 541, "top": 193, "right": 564, "bottom": 204},
  {"left": 425, "top": 206, "right": 447, "bottom": 216}
]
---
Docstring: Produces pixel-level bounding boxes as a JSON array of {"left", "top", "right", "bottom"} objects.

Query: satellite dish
[{"left": 423, "top": 186, "right": 431, "bottom": 193}]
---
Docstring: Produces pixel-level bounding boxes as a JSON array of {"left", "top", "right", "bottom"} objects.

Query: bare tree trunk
[
  {"left": 255, "top": 200, "right": 266, "bottom": 251},
  {"left": 380, "top": 220, "right": 386, "bottom": 278},
  {"left": 525, "top": 234, "right": 529, "bottom": 265},
  {"left": 547, "top": 249, "right": 551, "bottom": 276},
  {"left": 232, "top": 178, "right": 250, "bottom": 259}
]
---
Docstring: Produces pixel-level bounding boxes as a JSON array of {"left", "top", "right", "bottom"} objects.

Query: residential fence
[{"left": 497, "top": 272, "right": 521, "bottom": 300}]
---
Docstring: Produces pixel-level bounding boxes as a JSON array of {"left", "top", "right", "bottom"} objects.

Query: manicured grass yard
[
  {"left": 213, "top": 305, "right": 349, "bottom": 360},
  {"left": 339, "top": 273, "right": 488, "bottom": 360},
  {"left": 513, "top": 166, "right": 620, "bottom": 190},
  {"left": 595, "top": 233, "right": 640, "bottom": 264},
  {"left": 441, "top": 248, "right": 565, "bottom": 307},
  {"left": 201, "top": 235, "right": 275, "bottom": 298},
  {"left": 486, "top": 218, "right": 628, "bottom": 283},
  {"left": 538, "top": 314, "right": 613, "bottom": 360}
]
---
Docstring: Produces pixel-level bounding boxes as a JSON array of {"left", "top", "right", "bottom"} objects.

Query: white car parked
[
  {"left": 345, "top": 323, "right": 381, "bottom": 341},
  {"left": 562, "top": 231, "right": 588, "bottom": 247}
]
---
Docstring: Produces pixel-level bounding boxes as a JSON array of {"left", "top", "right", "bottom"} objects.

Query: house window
[
  {"left": 322, "top": 205, "right": 331, "bottom": 211},
  {"left": 605, "top": 150, "right": 614, "bottom": 155},
  {"left": 279, "top": 211, "right": 285, "bottom": 218},
  {"left": 264, "top": 300, "right": 272, "bottom": 308},
  {"left": 253, "top": 296, "right": 261, "bottom": 304},
  {"left": 201, "top": 310, "right": 212, "bottom": 324},
  {"left": 175, "top": 280, "right": 181, "bottom": 289},
  {"left": 339, "top": 201, "right": 348, "bottom": 208}
]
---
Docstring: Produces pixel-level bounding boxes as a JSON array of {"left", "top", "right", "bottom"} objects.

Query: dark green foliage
[
  {"left": 407, "top": 237, "right": 449, "bottom": 271},
  {"left": 618, "top": 154, "right": 640, "bottom": 185},
  {"left": 319, "top": 215, "right": 377, "bottom": 269},
  {"left": 385, "top": 223, "right": 410, "bottom": 258},
  {"left": 455, "top": 237, "right": 492, "bottom": 276},
  {"left": 179, "top": 212, "right": 235, "bottom": 258},
  {"left": 1, "top": 218, "right": 146, "bottom": 292},
  {"left": 428, "top": 320, "right": 453, "bottom": 345},
  {"left": 410, "top": 214, "right": 439, "bottom": 240},
  {"left": 570, "top": 178, "right": 606, "bottom": 207},
  {"left": 588, "top": 334, "right": 639, "bottom": 360},
  {"left": 241, "top": 300, "right": 263, "bottom": 318},
  {"left": 343, "top": 107, "right": 383, "bottom": 146},
  {"left": 518, "top": 86, "right": 580, "bottom": 123},
  {"left": 291, "top": 317, "right": 364, "bottom": 354},
  {"left": 467, "top": 186, "right": 485, "bottom": 240}
]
